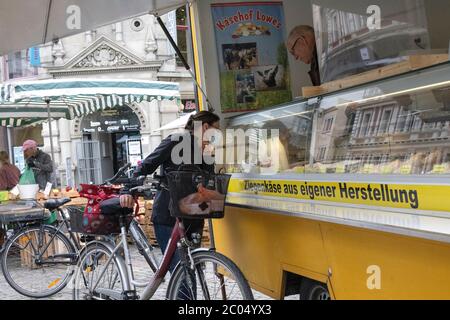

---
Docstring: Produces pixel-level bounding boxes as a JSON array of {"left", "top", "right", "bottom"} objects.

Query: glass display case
[{"left": 226, "top": 61, "right": 450, "bottom": 178}]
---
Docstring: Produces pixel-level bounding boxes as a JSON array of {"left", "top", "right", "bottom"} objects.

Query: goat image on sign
[{"left": 253, "top": 65, "right": 285, "bottom": 90}]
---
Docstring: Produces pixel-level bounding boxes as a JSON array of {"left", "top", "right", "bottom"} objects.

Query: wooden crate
[
  {"left": 201, "top": 223, "right": 210, "bottom": 248},
  {"left": 302, "top": 54, "right": 449, "bottom": 98},
  {"left": 18, "top": 233, "right": 59, "bottom": 269}
]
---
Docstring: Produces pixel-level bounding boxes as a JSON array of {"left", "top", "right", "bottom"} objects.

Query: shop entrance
[
  {"left": 112, "top": 131, "right": 141, "bottom": 173},
  {"left": 80, "top": 105, "right": 143, "bottom": 183}
]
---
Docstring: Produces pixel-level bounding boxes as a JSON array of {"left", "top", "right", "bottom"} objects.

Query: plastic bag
[{"left": 19, "top": 165, "right": 36, "bottom": 185}]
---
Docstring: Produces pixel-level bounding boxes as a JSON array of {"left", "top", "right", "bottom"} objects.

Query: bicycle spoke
[
  {"left": 196, "top": 264, "right": 211, "bottom": 300},
  {"left": 2, "top": 227, "right": 74, "bottom": 298},
  {"left": 167, "top": 251, "right": 253, "bottom": 300},
  {"left": 73, "top": 243, "right": 124, "bottom": 300}
]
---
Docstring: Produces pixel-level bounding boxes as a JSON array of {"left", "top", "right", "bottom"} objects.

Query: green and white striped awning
[{"left": 0, "top": 79, "right": 180, "bottom": 127}]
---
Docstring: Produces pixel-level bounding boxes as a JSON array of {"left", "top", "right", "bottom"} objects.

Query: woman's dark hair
[{"left": 185, "top": 111, "right": 220, "bottom": 131}]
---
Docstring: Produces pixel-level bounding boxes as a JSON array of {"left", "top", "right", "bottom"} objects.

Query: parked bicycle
[
  {"left": 0, "top": 197, "right": 81, "bottom": 298},
  {"left": 72, "top": 164, "right": 254, "bottom": 300}
]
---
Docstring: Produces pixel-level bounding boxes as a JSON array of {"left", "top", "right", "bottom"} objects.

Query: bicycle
[
  {"left": 72, "top": 165, "right": 254, "bottom": 300},
  {"left": 1, "top": 197, "right": 81, "bottom": 298}
]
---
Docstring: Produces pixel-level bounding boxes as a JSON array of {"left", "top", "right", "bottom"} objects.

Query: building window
[
  {"left": 318, "top": 146, "right": 327, "bottom": 161},
  {"left": 323, "top": 117, "right": 334, "bottom": 132},
  {"left": 6, "top": 49, "right": 38, "bottom": 80},
  {"left": 379, "top": 109, "right": 392, "bottom": 134},
  {"left": 176, "top": 6, "right": 189, "bottom": 67},
  {"left": 360, "top": 112, "right": 372, "bottom": 137},
  {"left": 130, "top": 18, "right": 145, "bottom": 32}
]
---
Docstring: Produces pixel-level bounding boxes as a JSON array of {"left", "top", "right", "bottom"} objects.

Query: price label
[
  {"left": 363, "top": 164, "right": 375, "bottom": 174},
  {"left": 432, "top": 164, "right": 446, "bottom": 174},
  {"left": 335, "top": 165, "right": 345, "bottom": 174},
  {"left": 294, "top": 166, "right": 305, "bottom": 174},
  {"left": 381, "top": 166, "right": 393, "bottom": 174},
  {"left": 400, "top": 165, "right": 412, "bottom": 175}
]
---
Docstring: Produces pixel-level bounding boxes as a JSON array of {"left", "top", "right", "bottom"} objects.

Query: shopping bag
[{"left": 19, "top": 165, "right": 36, "bottom": 185}]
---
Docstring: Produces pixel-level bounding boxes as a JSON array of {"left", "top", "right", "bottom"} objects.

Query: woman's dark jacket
[{"left": 133, "top": 132, "right": 214, "bottom": 228}]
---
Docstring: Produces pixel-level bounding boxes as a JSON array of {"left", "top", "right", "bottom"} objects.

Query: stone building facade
[{"left": 1, "top": 12, "right": 195, "bottom": 186}]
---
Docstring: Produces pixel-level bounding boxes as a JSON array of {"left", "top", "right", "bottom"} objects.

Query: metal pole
[
  {"left": 185, "top": 4, "right": 200, "bottom": 112},
  {"left": 156, "top": 15, "right": 215, "bottom": 112},
  {"left": 45, "top": 98, "right": 57, "bottom": 187},
  {"left": 6, "top": 126, "right": 13, "bottom": 164}
]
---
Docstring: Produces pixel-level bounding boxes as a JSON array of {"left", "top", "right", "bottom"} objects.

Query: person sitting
[{"left": 0, "top": 151, "right": 20, "bottom": 191}]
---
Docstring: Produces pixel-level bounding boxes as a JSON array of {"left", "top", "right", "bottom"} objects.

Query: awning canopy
[
  {"left": 0, "top": 0, "right": 190, "bottom": 55},
  {"left": 0, "top": 79, "right": 180, "bottom": 127},
  {"left": 153, "top": 111, "right": 195, "bottom": 132}
]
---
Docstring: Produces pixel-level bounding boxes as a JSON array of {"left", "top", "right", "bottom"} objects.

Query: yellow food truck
[{"left": 187, "top": 0, "right": 450, "bottom": 299}]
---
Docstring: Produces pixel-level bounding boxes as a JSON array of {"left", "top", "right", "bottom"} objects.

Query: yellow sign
[{"left": 228, "top": 178, "right": 450, "bottom": 212}]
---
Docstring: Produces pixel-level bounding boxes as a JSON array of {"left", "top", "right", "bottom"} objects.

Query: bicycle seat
[{"left": 44, "top": 198, "right": 71, "bottom": 210}]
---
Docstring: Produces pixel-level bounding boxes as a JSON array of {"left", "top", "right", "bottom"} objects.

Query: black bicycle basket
[
  {"left": 166, "top": 169, "right": 231, "bottom": 219},
  {"left": 66, "top": 199, "right": 132, "bottom": 236}
]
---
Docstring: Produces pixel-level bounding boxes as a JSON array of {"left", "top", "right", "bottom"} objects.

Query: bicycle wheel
[
  {"left": 72, "top": 242, "right": 125, "bottom": 300},
  {"left": 1, "top": 224, "right": 76, "bottom": 298},
  {"left": 166, "top": 250, "right": 254, "bottom": 300}
]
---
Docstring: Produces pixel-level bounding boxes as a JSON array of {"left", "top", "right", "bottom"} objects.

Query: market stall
[{"left": 187, "top": 0, "right": 450, "bottom": 299}]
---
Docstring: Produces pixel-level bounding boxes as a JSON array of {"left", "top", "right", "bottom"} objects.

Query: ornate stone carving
[
  {"left": 144, "top": 17, "right": 158, "bottom": 61},
  {"left": 52, "top": 40, "right": 66, "bottom": 66},
  {"left": 73, "top": 44, "right": 138, "bottom": 68}
]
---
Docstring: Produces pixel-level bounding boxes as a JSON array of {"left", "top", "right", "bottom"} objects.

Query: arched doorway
[{"left": 79, "top": 105, "right": 143, "bottom": 183}]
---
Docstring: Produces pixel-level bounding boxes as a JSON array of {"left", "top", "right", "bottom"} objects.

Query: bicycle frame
[
  {"left": 84, "top": 217, "right": 188, "bottom": 300},
  {"left": 139, "top": 219, "right": 184, "bottom": 300},
  {"left": 31, "top": 223, "right": 78, "bottom": 265}
]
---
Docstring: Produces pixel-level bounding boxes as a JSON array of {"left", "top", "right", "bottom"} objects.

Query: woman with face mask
[{"left": 119, "top": 111, "right": 221, "bottom": 272}]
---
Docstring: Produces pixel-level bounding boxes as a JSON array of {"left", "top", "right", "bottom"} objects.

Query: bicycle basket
[
  {"left": 66, "top": 205, "right": 84, "bottom": 233},
  {"left": 166, "top": 170, "right": 231, "bottom": 219},
  {"left": 68, "top": 199, "right": 132, "bottom": 235}
]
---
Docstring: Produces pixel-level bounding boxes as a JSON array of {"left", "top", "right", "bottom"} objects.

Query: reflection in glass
[
  {"left": 312, "top": 80, "right": 450, "bottom": 175},
  {"left": 228, "top": 64, "right": 450, "bottom": 176},
  {"left": 312, "top": 0, "right": 432, "bottom": 82}
]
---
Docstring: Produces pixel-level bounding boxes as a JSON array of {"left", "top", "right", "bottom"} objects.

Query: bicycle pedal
[{"left": 80, "top": 235, "right": 95, "bottom": 243}]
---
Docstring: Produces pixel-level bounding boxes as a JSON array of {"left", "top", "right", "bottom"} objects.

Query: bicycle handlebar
[{"left": 104, "top": 163, "right": 131, "bottom": 185}]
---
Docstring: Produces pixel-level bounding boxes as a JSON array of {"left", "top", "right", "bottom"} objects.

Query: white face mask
[{"left": 203, "top": 127, "right": 221, "bottom": 146}]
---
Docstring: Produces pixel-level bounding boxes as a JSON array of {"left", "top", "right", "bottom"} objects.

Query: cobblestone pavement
[{"left": 0, "top": 245, "right": 295, "bottom": 300}]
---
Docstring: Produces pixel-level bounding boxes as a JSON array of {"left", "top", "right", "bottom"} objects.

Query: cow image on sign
[{"left": 257, "top": 65, "right": 279, "bottom": 88}]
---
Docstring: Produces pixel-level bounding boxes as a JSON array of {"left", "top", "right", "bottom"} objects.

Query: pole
[
  {"left": 185, "top": 3, "right": 200, "bottom": 112},
  {"left": 156, "top": 15, "right": 215, "bottom": 112},
  {"left": 45, "top": 98, "right": 57, "bottom": 187},
  {"left": 6, "top": 126, "right": 13, "bottom": 164}
]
